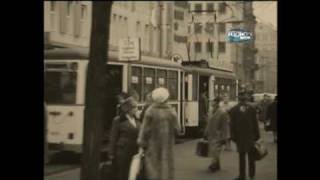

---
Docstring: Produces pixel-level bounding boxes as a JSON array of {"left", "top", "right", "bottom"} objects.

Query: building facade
[
  {"left": 254, "top": 22, "right": 277, "bottom": 93},
  {"left": 186, "top": 1, "right": 257, "bottom": 92}
]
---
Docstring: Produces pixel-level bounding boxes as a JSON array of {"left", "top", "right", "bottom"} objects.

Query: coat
[
  {"left": 229, "top": 103, "right": 260, "bottom": 153},
  {"left": 205, "top": 107, "right": 229, "bottom": 143},
  {"left": 109, "top": 115, "right": 141, "bottom": 180},
  {"left": 267, "top": 101, "right": 277, "bottom": 132},
  {"left": 258, "top": 100, "right": 271, "bottom": 122},
  {"left": 137, "top": 103, "right": 178, "bottom": 180}
]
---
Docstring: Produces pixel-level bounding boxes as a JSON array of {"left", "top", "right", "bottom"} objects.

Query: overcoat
[
  {"left": 138, "top": 103, "right": 178, "bottom": 180},
  {"left": 109, "top": 115, "right": 141, "bottom": 180},
  {"left": 229, "top": 103, "right": 260, "bottom": 153},
  {"left": 267, "top": 101, "right": 277, "bottom": 132}
]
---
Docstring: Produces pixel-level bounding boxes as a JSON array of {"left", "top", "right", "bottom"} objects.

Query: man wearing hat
[
  {"left": 229, "top": 91, "right": 260, "bottom": 180},
  {"left": 138, "top": 87, "right": 178, "bottom": 180},
  {"left": 204, "top": 97, "right": 230, "bottom": 172}
]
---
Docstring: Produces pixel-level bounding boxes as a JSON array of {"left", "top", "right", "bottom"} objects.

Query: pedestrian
[
  {"left": 220, "top": 93, "right": 233, "bottom": 151},
  {"left": 137, "top": 87, "right": 178, "bottom": 180},
  {"left": 230, "top": 91, "right": 260, "bottom": 180},
  {"left": 116, "top": 92, "right": 130, "bottom": 116},
  {"left": 257, "top": 94, "right": 271, "bottom": 123},
  {"left": 204, "top": 97, "right": 229, "bottom": 172},
  {"left": 199, "top": 90, "right": 209, "bottom": 137},
  {"left": 108, "top": 96, "right": 141, "bottom": 180},
  {"left": 267, "top": 95, "right": 277, "bottom": 143}
]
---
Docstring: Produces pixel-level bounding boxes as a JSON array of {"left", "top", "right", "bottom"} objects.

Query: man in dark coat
[
  {"left": 267, "top": 96, "right": 277, "bottom": 143},
  {"left": 230, "top": 91, "right": 260, "bottom": 180}
]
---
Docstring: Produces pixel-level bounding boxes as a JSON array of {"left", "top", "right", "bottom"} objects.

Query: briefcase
[
  {"left": 252, "top": 142, "right": 268, "bottom": 161},
  {"left": 196, "top": 140, "right": 209, "bottom": 157}
]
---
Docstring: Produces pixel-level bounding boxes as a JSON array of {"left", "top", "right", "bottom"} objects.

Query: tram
[
  {"left": 44, "top": 47, "right": 185, "bottom": 153},
  {"left": 182, "top": 60, "right": 238, "bottom": 137},
  {"left": 44, "top": 47, "right": 238, "bottom": 153}
]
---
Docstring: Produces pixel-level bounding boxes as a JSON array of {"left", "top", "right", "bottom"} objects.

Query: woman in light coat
[{"left": 138, "top": 88, "right": 178, "bottom": 180}]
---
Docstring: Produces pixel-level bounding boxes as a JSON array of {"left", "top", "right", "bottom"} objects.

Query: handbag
[
  {"left": 196, "top": 139, "right": 209, "bottom": 157},
  {"left": 129, "top": 149, "right": 145, "bottom": 180},
  {"left": 252, "top": 142, "right": 268, "bottom": 161}
]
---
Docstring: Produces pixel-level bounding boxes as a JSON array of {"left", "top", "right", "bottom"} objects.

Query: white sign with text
[{"left": 119, "top": 38, "right": 140, "bottom": 61}]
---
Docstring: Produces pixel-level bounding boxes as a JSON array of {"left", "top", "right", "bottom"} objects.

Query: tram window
[
  {"left": 167, "top": 71, "right": 178, "bottom": 100},
  {"left": 143, "top": 68, "right": 155, "bottom": 101},
  {"left": 131, "top": 67, "right": 142, "bottom": 101},
  {"left": 192, "top": 74, "right": 198, "bottom": 101},
  {"left": 156, "top": 69, "right": 167, "bottom": 88},
  {"left": 45, "top": 71, "right": 77, "bottom": 104}
]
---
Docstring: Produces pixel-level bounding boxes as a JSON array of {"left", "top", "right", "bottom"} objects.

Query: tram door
[
  {"left": 198, "top": 76, "right": 209, "bottom": 136},
  {"left": 102, "top": 65, "right": 122, "bottom": 142}
]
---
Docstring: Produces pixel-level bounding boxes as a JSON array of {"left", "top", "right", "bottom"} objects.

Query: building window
[
  {"left": 219, "top": 23, "right": 226, "bottom": 33},
  {"left": 124, "top": 17, "right": 128, "bottom": 37},
  {"left": 194, "top": 23, "right": 202, "bottom": 34},
  {"left": 136, "top": 21, "right": 141, "bottom": 37},
  {"left": 174, "top": 10, "right": 184, "bottom": 20},
  {"left": 218, "top": 3, "right": 226, "bottom": 14},
  {"left": 195, "top": 4, "right": 202, "bottom": 13},
  {"left": 81, "top": 5, "right": 87, "bottom": 20},
  {"left": 207, "top": 3, "right": 214, "bottom": 11},
  {"left": 195, "top": 42, "right": 202, "bottom": 53},
  {"left": 219, "top": 42, "right": 226, "bottom": 53},
  {"left": 207, "top": 41, "right": 213, "bottom": 54},
  {"left": 67, "top": 2, "right": 72, "bottom": 16},
  {"left": 131, "top": 2, "right": 135, "bottom": 12},
  {"left": 205, "top": 22, "right": 214, "bottom": 34},
  {"left": 50, "top": 1, "right": 56, "bottom": 12},
  {"left": 174, "top": 22, "right": 179, "bottom": 31}
]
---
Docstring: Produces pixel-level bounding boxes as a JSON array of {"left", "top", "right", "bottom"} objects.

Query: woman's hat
[
  {"left": 120, "top": 97, "right": 138, "bottom": 113},
  {"left": 151, "top": 87, "right": 170, "bottom": 104}
]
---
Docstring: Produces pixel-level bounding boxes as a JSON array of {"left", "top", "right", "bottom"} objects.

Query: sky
[{"left": 253, "top": 1, "right": 277, "bottom": 30}]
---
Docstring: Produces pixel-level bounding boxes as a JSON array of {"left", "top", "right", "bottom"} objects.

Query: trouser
[
  {"left": 210, "top": 141, "right": 223, "bottom": 166},
  {"left": 238, "top": 149, "right": 256, "bottom": 179}
]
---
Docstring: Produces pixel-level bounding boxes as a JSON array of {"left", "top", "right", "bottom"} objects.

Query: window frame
[{"left": 195, "top": 42, "right": 202, "bottom": 53}]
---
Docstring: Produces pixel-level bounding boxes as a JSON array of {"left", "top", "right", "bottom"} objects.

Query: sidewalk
[
  {"left": 45, "top": 126, "right": 277, "bottom": 180},
  {"left": 175, "top": 126, "right": 277, "bottom": 180}
]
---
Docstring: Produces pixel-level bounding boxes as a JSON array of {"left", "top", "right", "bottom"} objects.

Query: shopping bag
[
  {"left": 196, "top": 139, "right": 209, "bottom": 157},
  {"left": 129, "top": 150, "right": 144, "bottom": 180},
  {"left": 252, "top": 142, "right": 268, "bottom": 161}
]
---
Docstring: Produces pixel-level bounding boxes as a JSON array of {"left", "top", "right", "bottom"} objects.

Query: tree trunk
[{"left": 80, "top": 2, "right": 113, "bottom": 180}]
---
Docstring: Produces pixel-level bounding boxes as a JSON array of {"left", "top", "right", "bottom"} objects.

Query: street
[{"left": 45, "top": 124, "right": 277, "bottom": 180}]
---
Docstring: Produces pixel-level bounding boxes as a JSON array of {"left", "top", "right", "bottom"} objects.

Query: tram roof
[
  {"left": 44, "top": 47, "right": 184, "bottom": 69},
  {"left": 183, "top": 65, "right": 236, "bottom": 79}
]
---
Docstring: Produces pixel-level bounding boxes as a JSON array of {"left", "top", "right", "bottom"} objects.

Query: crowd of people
[{"left": 107, "top": 88, "right": 277, "bottom": 180}]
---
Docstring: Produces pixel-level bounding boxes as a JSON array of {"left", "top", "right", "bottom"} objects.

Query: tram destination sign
[{"left": 119, "top": 38, "right": 141, "bottom": 61}]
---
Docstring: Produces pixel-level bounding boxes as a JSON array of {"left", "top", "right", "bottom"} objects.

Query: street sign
[{"left": 119, "top": 38, "right": 140, "bottom": 61}]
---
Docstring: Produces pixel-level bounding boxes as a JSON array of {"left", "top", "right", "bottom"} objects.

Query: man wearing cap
[
  {"left": 204, "top": 97, "right": 230, "bottom": 172},
  {"left": 138, "top": 87, "right": 178, "bottom": 180},
  {"left": 230, "top": 91, "right": 260, "bottom": 180}
]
